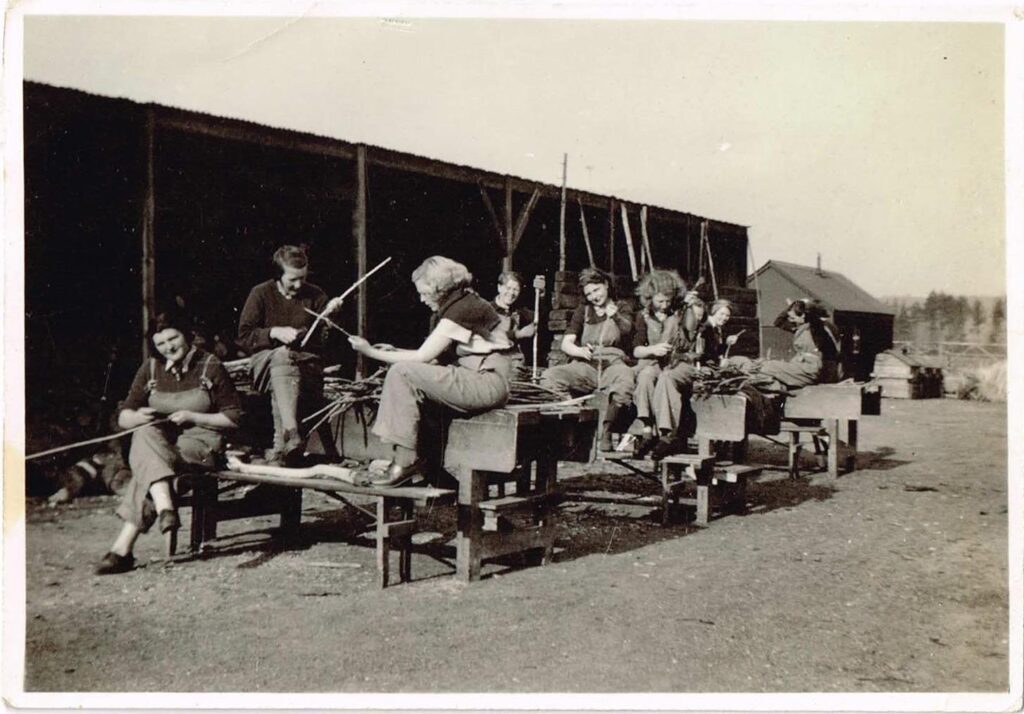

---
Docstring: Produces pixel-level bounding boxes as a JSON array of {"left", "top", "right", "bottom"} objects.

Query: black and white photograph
[{"left": 3, "top": 1, "right": 1021, "bottom": 708}]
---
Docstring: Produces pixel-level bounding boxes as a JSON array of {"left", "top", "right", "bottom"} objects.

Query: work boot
[
  {"left": 598, "top": 402, "right": 621, "bottom": 453},
  {"left": 281, "top": 428, "right": 305, "bottom": 466},
  {"left": 650, "top": 435, "right": 690, "bottom": 461}
]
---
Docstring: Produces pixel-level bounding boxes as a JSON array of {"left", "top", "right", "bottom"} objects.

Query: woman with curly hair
[
  {"left": 631, "top": 270, "right": 689, "bottom": 445},
  {"left": 347, "top": 256, "right": 513, "bottom": 485}
]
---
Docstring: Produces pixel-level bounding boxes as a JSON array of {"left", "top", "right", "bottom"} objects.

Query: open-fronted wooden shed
[{"left": 24, "top": 81, "right": 755, "bottom": 426}]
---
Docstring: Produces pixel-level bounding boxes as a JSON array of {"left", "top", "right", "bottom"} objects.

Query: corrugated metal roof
[{"left": 750, "top": 260, "right": 896, "bottom": 316}]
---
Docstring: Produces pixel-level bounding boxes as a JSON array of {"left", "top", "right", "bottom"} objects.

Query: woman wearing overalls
[
  {"left": 631, "top": 271, "right": 687, "bottom": 446},
  {"left": 728, "top": 299, "right": 841, "bottom": 389},
  {"left": 540, "top": 267, "right": 635, "bottom": 452},
  {"left": 491, "top": 270, "right": 536, "bottom": 372},
  {"left": 95, "top": 310, "right": 242, "bottom": 575},
  {"left": 643, "top": 295, "right": 708, "bottom": 458},
  {"left": 348, "top": 256, "right": 513, "bottom": 486}
]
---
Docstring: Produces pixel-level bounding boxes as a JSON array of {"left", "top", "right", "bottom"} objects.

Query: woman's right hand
[
  {"left": 121, "top": 407, "right": 158, "bottom": 429},
  {"left": 348, "top": 335, "right": 371, "bottom": 354},
  {"left": 270, "top": 326, "right": 300, "bottom": 344},
  {"left": 650, "top": 342, "right": 672, "bottom": 357},
  {"left": 574, "top": 344, "right": 594, "bottom": 361}
]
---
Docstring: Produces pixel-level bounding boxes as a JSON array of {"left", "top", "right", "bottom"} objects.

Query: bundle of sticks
[{"left": 691, "top": 363, "right": 785, "bottom": 399}]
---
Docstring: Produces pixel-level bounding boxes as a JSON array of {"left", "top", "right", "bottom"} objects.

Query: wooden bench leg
[
  {"left": 376, "top": 497, "right": 390, "bottom": 589},
  {"left": 534, "top": 457, "right": 556, "bottom": 565},
  {"left": 455, "top": 468, "right": 485, "bottom": 582},
  {"left": 660, "top": 462, "right": 673, "bottom": 526},
  {"left": 280, "top": 488, "right": 303, "bottom": 534},
  {"left": 695, "top": 485, "right": 711, "bottom": 525},
  {"left": 189, "top": 475, "right": 214, "bottom": 553},
  {"left": 825, "top": 418, "right": 840, "bottom": 479},
  {"left": 845, "top": 419, "right": 859, "bottom": 473},
  {"left": 788, "top": 432, "right": 802, "bottom": 479}
]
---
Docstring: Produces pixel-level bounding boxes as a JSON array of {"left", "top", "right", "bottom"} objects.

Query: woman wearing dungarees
[
  {"left": 348, "top": 256, "right": 513, "bottom": 486},
  {"left": 728, "top": 299, "right": 841, "bottom": 389},
  {"left": 631, "top": 271, "right": 687, "bottom": 446},
  {"left": 540, "top": 267, "right": 635, "bottom": 452},
  {"left": 96, "top": 311, "right": 242, "bottom": 575},
  {"left": 491, "top": 270, "right": 536, "bottom": 372}
]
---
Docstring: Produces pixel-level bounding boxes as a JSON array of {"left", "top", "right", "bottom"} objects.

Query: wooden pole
[
  {"left": 504, "top": 177, "right": 514, "bottom": 271},
  {"left": 141, "top": 106, "right": 156, "bottom": 358},
  {"left": 608, "top": 199, "right": 616, "bottom": 275},
  {"left": 620, "top": 204, "right": 638, "bottom": 281},
  {"left": 558, "top": 153, "right": 568, "bottom": 271},
  {"left": 640, "top": 205, "right": 654, "bottom": 269},
  {"left": 578, "top": 201, "right": 596, "bottom": 267},
  {"left": 354, "top": 145, "right": 368, "bottom": 377}
]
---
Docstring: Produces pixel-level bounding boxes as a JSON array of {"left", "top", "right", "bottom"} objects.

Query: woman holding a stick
[
  {"left": 647, "top": 298, "right": 737, "bottom": 459},
  {"left": 95, "top": 309, "right": 242, "bottom": 575},
  {"left": 237, "top": 245, "right": 344, "bottom": 465},
  {"left": 347, "top": 256, "right": 513, "bottom": 486},
  {"left": 540, "top": 267, "right": 635, "bottom": 452}
]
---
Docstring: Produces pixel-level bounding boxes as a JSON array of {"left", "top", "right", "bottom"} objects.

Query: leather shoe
[
  {"left": 95, "top": 552, "right": 135, "bottom": 575},
  {"left": 158, "top": 509, "right": 180, "bottom": 534},
  {"left": 369, "top": 458, "right": 426, "bottom": 487},
  {"left": 650, "top": 436, "right": 690, "bottom": 461}
]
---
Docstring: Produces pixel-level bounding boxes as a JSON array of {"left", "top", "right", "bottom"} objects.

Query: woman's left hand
[
  {"left": 725, "top": 334, "right": 739, "bottom": 346},
  {"left": 168, "top": 410, "right": 196, "bottom": 426}
]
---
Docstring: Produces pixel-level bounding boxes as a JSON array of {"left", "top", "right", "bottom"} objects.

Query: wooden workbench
[{"left": 313, "top": 402, "right": 599, "bottom": 582}]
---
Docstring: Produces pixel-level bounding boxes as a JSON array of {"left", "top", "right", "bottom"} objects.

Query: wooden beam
[
  {"left": 353, "top": 145, "right": 368, "bottom": 378},
  {"left": 156, "top": 109, "right": 357, "bottom": 160},
  {"left": 620, "top": 203, "right": 638, "bottom": 281},
  {"left": 511, "top": 188, "right": 541, "bottom": 254},
  {"left": 141, "top": 106, "right": 156, "bottom": 358},
  {"left": 476, "top": 182, "right": 505, "bottom": 245}
]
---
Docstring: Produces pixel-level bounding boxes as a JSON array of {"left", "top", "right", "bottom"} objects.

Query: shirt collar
[{"left": 166, "top": 346, "right": 198, "bottom": 376}]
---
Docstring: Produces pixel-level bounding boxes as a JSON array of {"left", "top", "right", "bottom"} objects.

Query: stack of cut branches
[
  {"left": 303, "top": 369, "right": 386, "bottom": 434},
  {"left": 509, "top": 379, "right": 571, "bottom": 405},
  {"left": 691, "top": 364, "right": 785, "bottom": 399}
]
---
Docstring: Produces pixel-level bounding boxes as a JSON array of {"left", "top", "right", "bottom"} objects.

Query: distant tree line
[{"left": 887, "top": 292, "right": 1005, "bottom": 344}]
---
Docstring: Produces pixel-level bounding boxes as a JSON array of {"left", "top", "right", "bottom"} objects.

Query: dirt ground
[{"left": 21, "top": 398, "right": 1010, "bottom": 694}]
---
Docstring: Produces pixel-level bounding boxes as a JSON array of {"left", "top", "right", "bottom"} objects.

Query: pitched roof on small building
[{"left": 749, "top": 260, "right": 896, "bottom": 316}]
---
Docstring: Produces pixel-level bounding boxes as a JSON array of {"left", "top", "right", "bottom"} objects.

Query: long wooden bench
[{"left": 181, "top": 469, "right": 454, "bottom": 588}]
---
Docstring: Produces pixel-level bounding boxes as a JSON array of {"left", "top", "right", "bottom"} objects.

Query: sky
[{"left": 20, "top": 11, "right": 1009, "bottom": 298}]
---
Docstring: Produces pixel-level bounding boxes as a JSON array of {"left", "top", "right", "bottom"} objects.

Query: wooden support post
[
  {"left": 534, "top": 455, "right": 557, "bottom": 564},
  {"left": 640, "top": 205, "right": 654, "bottom": 269},
  {"left": 578, "top": 201, "right": 596, "bottom": 267},
  {"left": 608, "top": 199, "right": 616, "bottom": 274},
  {"left": 353, "top": 145, "right": 368, "bottom": 377},
  {"left": 399, "top": 502, "right": 413, "bottom": 583},
  {"left": 558, "top": 153, "right": 567, "bottom": 272},
  {"left": 141, "top": 106, "right": 156, "bottom": 358},
  {"left": 503, "top": 177, "right": 514, "bottom": 271}
]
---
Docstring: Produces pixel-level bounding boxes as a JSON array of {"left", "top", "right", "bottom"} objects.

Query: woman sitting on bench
[
  {"left": 95, "top": 309, "right": 242, "bottom": 575},
  {"left": 347, "top": 256, "right": 513, "bottom": 486},
  {"left": 728, "top": 298, "right": 841, "bottom": 389}
]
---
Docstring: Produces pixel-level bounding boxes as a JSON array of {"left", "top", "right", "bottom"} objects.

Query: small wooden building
[
  {"left": 748, "top": 259, "right": 896, "bottom": 381},
  {"left": 872, "top": 350, "right": 945, "bottom": 399}
]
